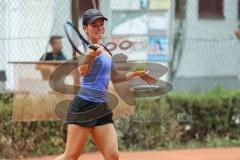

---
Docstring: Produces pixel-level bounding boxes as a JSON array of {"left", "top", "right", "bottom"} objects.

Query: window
[
  {"left": 175, "top": 0, "right": 187, "bottom": 19},
  {"left": 238, "top": 0, "right": 240, "bottom": 20},
  {"left": 0, "top": 71, "right": 6, "bottom": 82},
  {"left": 198, "top": 0, "right": 224, "bottom": 19},
  {"left": 79, "top": 0, "right": 99, "bottom": 17}
]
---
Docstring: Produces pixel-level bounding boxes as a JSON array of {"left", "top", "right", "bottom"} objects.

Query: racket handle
[{"left": 88, "top": 45, "right": 99, "bottom": 51}]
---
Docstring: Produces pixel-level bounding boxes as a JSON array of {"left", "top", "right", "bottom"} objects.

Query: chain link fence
[
  {"left": 0, "top": 0, "right": 171, "bottom": 121},
  {"left": 0, "top": 0, "right": 240, "bottom": 121},
  {"left": 1, "top": 1, "right": 240, "bottom": 159}
]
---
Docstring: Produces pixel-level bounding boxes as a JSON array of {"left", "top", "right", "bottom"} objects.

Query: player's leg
[
  {"left": 55, "top": 124, "right": 92, "bottom": 160},
  {"left": 91, "top": 123, "right": 119, "bottom": 160}
]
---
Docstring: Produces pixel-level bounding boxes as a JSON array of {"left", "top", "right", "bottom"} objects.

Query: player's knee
[
  {"left": 64, "top": 151, "right": 80, "bottom": 160},
  {"left": 106, "top": 150, "right": 119, "bottom": 160},
  {"left": 54, "top": 154, "right": 65, "bottom": 160}
]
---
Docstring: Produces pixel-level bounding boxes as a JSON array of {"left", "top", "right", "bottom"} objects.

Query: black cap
[{"left": 82, "top": 9, "right": 108, "bottom": 25}]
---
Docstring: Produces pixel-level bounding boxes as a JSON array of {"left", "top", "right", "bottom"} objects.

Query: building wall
[
  {"left": 177, "top": 0, "right": 240, "bottom": 77},
  {"left": 172, "top": 0, "right": 240, "bottom": 91}
]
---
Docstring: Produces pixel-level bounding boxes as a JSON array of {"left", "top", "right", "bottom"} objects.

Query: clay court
[{"left": 21, "top": 148, "right": 240, "bottom": 160}]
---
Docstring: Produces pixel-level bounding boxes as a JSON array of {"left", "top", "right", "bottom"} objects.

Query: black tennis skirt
[{"left": 66, "top": 96, "right": 113, "bottom": 128}]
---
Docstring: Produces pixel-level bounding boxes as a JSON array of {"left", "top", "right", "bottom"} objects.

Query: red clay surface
[{"left": 20, "top": 148, "right": 240, "bottom": 160}]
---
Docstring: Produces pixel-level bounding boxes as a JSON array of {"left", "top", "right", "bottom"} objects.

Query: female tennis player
[{"left": 55, "top": 9, "right": 157, "bottom": 160}]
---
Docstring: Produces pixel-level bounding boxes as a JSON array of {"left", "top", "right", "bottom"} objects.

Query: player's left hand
[
  {"left": 139, "top": 73, "right": 157, "bottom": 84},
  {"left": 126, "top": 71, "right": 157, "bottom": 84}
]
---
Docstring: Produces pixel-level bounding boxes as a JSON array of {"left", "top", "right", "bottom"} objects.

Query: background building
[{"left": 169, "top": 0, "right": 240, "bottom": 91}]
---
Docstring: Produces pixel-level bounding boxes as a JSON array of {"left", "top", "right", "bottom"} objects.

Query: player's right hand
[{"left": 87, "top": 44, "right": 102, "bottom": 57}]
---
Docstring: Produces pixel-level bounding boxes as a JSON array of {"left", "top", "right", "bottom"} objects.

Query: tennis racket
[{"left": 64, "top": 21, "right": 112, "bottom": 56}]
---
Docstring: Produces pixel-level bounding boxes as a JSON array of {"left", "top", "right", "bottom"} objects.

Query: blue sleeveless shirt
[{"left": 78, "top": 52, "right": 112, "bottom": 103}]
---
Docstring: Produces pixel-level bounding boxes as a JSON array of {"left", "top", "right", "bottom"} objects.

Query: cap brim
[{"left": 88, "top": 16, "right": 108, "bottom": 24}]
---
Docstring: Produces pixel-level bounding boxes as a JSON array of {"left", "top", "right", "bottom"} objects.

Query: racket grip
[{"left": 88, "top": 45, "right": 99, "bottom": 51}]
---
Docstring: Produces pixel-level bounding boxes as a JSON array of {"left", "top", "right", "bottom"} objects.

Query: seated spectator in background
[{"left": 40, "top": 35, "right": 67, "bottom": 61}]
